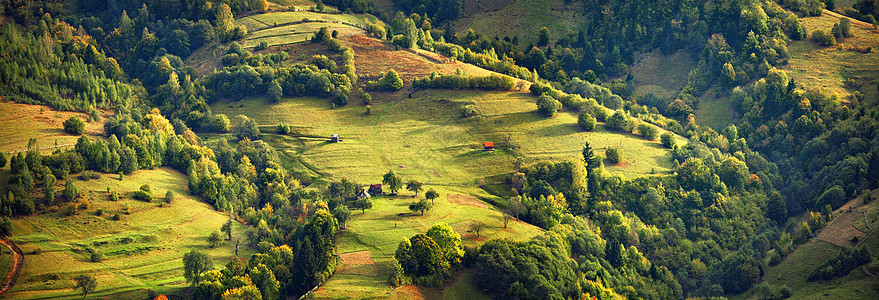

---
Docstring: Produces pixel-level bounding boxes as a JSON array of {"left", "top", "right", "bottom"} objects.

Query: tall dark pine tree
[{"left": 582, "top": 142, "right": 601, "bottom": 209}]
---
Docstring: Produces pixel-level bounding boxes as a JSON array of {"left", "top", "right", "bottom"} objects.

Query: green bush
[
  {"left": 536, "top": 93, "right": 562, "bottom": 117},
  {"left": 606, "top": 147, "right": 621, "bottom": 164},
  {"left": 577, "top": 112, "right": 596, "bottom": 131},
  {"left": 63, "top": 117, "right": 85, "bottom": 135},
  {"left": 811, "top": 29, "right": 836, "bottom": 46},
  {"left": 605, "top": 110, "right": 632, "bottom": 132},
  {"left": 637, "top": 123, "right": 659, "bottom": 140},
  {"left": 661, "top": 132, "right": 676, "bottom": 149}
]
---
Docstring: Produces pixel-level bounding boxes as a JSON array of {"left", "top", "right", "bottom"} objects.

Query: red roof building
[{"left": 484, "top": 142, "right": 494, "bottom": 151}]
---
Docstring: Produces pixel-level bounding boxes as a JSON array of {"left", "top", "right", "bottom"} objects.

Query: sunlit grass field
[{"left": 6, "top": 168, "right": 253, "bottom": 299}]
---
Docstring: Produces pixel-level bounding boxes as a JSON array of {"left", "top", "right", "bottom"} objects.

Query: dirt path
[{"left": 0, "top": 237, "right": 23, "bottom": 296}]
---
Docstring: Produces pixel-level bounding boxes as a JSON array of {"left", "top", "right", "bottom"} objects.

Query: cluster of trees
[
  {"left": 391, "top": 0, "right": 462, "bottom": 23},
  {"left": 412, "top": 71, "right": 515, "bottom": 91},
  {"left": 808, "top": 245, "right": 873, "bottom": 281},
  {"left": 393, "top": 223, "right": 464, "bottom": 285},
  {"left": 363, "top": 69, "right": 403, "bottom": 91},
  {"left": 0, "top": 20, "right": 140, "bottom": 113},
  {"left": 191, "top": 208, "right": 338, "bottom": 298}
]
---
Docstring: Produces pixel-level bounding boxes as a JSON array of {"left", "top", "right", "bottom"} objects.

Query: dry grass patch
[{"left": 0, "top": 101, "right": 108, "bottom": 154}]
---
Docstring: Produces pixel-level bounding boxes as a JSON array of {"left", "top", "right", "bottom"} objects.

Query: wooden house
[{"left": 368, "top": 184, "right": 382, "bottom": 195}]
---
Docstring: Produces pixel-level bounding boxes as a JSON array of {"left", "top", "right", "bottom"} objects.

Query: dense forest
[{"left": 1, "top": 0, "right": 877, "bottom": 299}]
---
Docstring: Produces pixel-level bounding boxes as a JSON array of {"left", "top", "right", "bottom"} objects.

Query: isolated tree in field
[
  {"left": 469, "top": 221, "right": 486, "bottom": 238},
  {"left": 316, "top": 0, "right": 325, "bottom": 11},
  {"left": 208, "top": 231, "right": 222, "bottom": 248},
  {"left": 536, "top": 93, "right": 561, "bottom": 117},
  {"left": 164, "top": 190, "right": 174, "bottom": 203},
  {"left": 64, "top": 180, "right": 80, "bottom": 200},
  {"left": 63, "top": 116, "right": 85, "bottom": 135},
  {"left": 381, "top": 69, "right": 404, "bottom": 91},
  {"left": 501, "top": 208, "right": 512, "bottom": 228},
  {"left": 184, "top": 250, "right": 213, "bottom": 286},
  {"left": 424, "top": 189, "right": 439, "bottom": 205},
  {"left": 74, "top": 274, "right": 97, "bottom": 300},
  {"left": 235, "top": 115, "right": 261, "bottom": 141},
  {"left": 332, "top": 205, "right": 351, "bottom": 229},
  {"left": 661, "top": 132, "right": 676, "bottom": 149},
  {"left": 409, "top": 199, "right": 432, "bottom": 215},
  {"left": 406, "top": 180, "right": 424, "bottom": 197},
  {"left": 383, "top": 170, "right": 403, "bottom": 195},
  {"left": 221, "top": 219, "right": 233, "bottom": 240},
  {"left": 354, "top": 197, "right": 373, "bottom": 213},
  {"left": 0, "top": 152, "right": 5, "bottom": 168},
  {"left": 606, "top": 146, "right": 621, "bottom": 164}
]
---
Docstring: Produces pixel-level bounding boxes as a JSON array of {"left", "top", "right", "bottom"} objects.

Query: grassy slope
[
  {"left": 454, "top": 0, "right": 585, "bottom": 46},
  {"left": 6, "top": 168, "right": 253, "bottom": 299},
  {"left": 630, "top": 50, "right": 695, "bottom": 100},
  {"left": 312, "top": 185, "right": 539, "bottom": 299},
  {"left": 0, "top": 101, "right": 109, "bottom": 154},
  {"left": 732, "top": 190, "right": 879, "bottom": 300},
  {"left": 210, "top": 91, "right": 682, "bottom": 185},
  {"left": 781, "top": 10, "right": 879, "bottom": 102}
]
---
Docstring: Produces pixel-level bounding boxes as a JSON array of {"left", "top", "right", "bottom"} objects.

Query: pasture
[
  {"left": 0, "top": 101, "right": 109, "bottom": 155},
  {"left": 781, "top": 10, "right": 879, "bottom": 101},
  {"left": 210, "top": 90, "right": 682, "bottom": 187},
  {"left": 5, "top": 168, "right": 253, "bottom": 299},
  {"left": 311, "top": 185, "right": 540, "bottom": 299}
]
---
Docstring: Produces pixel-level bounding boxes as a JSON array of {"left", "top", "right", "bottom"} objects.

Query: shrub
[
  {"left": 460, "top": 105, "right": 479, "bottom": 118},
  {"left": 95, "top": 208, "right": 103, "bottom": 216},
  {"left": 134, "top": 190, "right": 152, "bottom": 202},
  {"left": 577, "top": 112, "right": 596, "bottom": 131},
  {"left": 661, "top": 132, "right": 676, "bottom": 149},
  {"left": 165, "top": 191, "right": 175, "bottom": 203},
  {"left": 276, "top": 122, "right": 291, "bottom": 134},
  {"left": 90, "top": 250, "right": 103, "bottom": 262},
  {"left": 112, "top": 213, "right": 121, "bottom": 220},
  {"left": 811, "top": 29, "right": 836, "bottom": 46},
  {"left": 637, "top": 123, "right": 658, "bottom": 140},
  {"left": 63, "top": 117, "right": 85, "bottom": 135},
  {"left": 605, "top": 110, "right": 632, "bottom": 132},
  {"left": 606, "top": 147, "right": 621, "bottom": 164},
  {"left": 380, "top": 69, "right": 404, "bottom": 91},
  {"left": 536, "top": 93, "right": 562, "bottom": 117}
]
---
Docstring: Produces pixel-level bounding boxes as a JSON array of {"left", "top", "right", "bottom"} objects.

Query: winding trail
[{"left": 0, "top": 236, "right": 23, "bottom": 296}]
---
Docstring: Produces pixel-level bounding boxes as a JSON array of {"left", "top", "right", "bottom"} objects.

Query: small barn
[
  {"left": 368, "top": 184, "right": 382, "bottom": 195},
  {"left": 483, "top": 142, "right": 494, "bottom": 151},
  {"left": 330, "top": 134, "right": 340, "bottom": 143}
]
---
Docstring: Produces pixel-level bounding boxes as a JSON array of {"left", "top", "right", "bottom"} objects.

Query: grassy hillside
[
  {"left": 781, "top": 10, "right": 879, "bottom": 102},
  {"left": 454, "top": 0, "right": 585, "bottom": 46},
  {"left": 210, "top": 90, "right": 683, "bottom": 186},
  {"left": 312, "top": 185, "right": 542, "bottom": 299},
  {"left": 6, "top": 168, "right": 253, "bottom": 299},
  {"left": 236, "top": 11, "right": 381, "bottom": 49},
  {"left": 0, "top": 101, "right": 109, "bottom": 154},
  {"left": 733, "top": 190, "right": 879, "bottom": 300}
]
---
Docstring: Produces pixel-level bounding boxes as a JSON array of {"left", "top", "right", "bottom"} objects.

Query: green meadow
[
  {"left": 210, "top": 90, "right": 685, "bottom": 188},
  {"left": 6, "top": 168, "right": 253, "bottom": 299}
]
